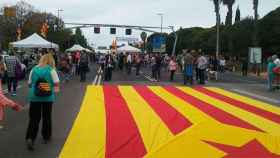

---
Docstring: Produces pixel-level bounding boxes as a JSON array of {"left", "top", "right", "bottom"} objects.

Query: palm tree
[
  {"left": 253, "top": 0, "right": 259, "bottom": 20},
  {"left": 211, "top": 0, "right": 222, "bottom": 58},
  {"left": 222, "top": 0, "right": 235, "bottom": 56},
  {"left": 211, "top": 0, "right": 221, "bottom": 26},
  {"left": 252, "top": 0, "right": 259, "bottom": 46},
  {"left": 223, "top": 0, "right": 236, "bottom": 26},
  {"left": 235, "top": 6, "right": 241, "bottom": 24}
]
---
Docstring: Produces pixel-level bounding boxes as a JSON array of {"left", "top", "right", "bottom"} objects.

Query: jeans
[
  {"left": 26, "top": 102, "right": 53, "bottom": 141},
  {"left": 7, "top": 77, "right": 18, "bottom": 93},
  {"left": 268, "top": 75, "right": 273, "bottom": 91},
  {"left": 198, "top": 69, "right": 206, "bottom": 84},
  {"left": 170, "top": 70, "right": 175, "bottom": 81}
]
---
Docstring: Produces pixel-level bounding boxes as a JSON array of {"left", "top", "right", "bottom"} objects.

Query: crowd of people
[{"left": 95, "top": 50, "right": 230, "bottom": 85}]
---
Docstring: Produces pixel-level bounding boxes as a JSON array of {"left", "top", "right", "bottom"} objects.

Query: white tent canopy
[
  {"left": 117, "top": 45, "right": 141, "bottom": 53},
  {"left": 66, "top": 44, "right": 88, "bottom": 52},
  {"left": 10, "top": 33, "right": 59, "bottom": 49}
]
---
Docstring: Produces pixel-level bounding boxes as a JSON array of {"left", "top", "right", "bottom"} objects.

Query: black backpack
[{"left": 34, "top": 71, "right": 52, "bottom": 97}]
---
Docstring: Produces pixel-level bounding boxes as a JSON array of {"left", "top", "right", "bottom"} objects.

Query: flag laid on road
[{"left": 60, "top": 86, "right": 280, "bottom": 158}]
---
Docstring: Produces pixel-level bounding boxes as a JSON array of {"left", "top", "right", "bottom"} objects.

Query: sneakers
[
  {"left": 26, "top": 139, "right": 34, "bottom": 151},
  {"left": 11, "top": 92, "right": 17, "bottom": 96}
]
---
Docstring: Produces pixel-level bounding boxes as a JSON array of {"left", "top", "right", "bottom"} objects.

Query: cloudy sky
[{"left": 1, "top": 0, "right": 280, "bottom": 47}]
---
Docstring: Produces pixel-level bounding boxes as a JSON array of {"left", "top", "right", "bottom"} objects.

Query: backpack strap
[{"left": 33, "top": 67, "right": 51, "bottom": 81}]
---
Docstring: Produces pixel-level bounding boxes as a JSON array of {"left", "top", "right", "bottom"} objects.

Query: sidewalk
[{"left": 224, "top": 71, "right": 267, "bottom": 83}]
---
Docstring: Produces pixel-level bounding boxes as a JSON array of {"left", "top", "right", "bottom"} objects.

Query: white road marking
[
  {"left": 93, "top": 67, "right": 102, "bottom": 85},
  {"left": 92, "top": 76, "right": 98, "bottom": 85},
  {"left": 231, "top": 88, "right": 280, "bottom": 104},
  {"left": 97, "top": 74, "right": 102, "bottom": 85}
]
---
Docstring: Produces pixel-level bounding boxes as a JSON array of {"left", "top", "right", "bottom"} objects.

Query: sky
[{"left": 1, "top": 0, "right": 280, "bottom": 47}]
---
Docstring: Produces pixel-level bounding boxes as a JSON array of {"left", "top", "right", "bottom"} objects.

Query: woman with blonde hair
[{"left": 25, "top": 53, "right": 60, "bottom": 151}]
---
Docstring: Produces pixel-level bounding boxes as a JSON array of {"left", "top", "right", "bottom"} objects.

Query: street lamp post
[
  {"left": 169, "top": 26, "right": 178, "bottom": 57},
  {"left": 57, "top": 9, "right": 63, "bottom": 28},
  {"left": 157, "top": 13, "right": 163, "bottom": 33},
  {"left": 157, "top": 13, "right": 164, "bottom": 54}
]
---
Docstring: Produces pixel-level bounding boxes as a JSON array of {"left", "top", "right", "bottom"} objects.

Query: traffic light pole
[
  {"left": 65, "top": 23, "right": 170, "bottom": 33},
  {"left": 65, "top": 22, "right": 176, "bottom": 55},
  {"left": 170, "top": 26, "right": 177, "bottom": 56}
]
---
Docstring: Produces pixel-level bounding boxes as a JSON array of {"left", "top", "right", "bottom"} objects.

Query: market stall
[
  {"left": 66, "top": 44, "right": 88, "bottom": 52},
  {"left": 10, "top": 33, "right": 59, "bottom": 49}
]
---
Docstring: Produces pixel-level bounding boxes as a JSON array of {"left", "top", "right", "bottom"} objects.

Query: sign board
[
  {"left": 116, "top": 37, "right": 139, "bottom": 43},
  {"left": 152, "top": 35, "right": 166, "bottom": 53},
  {"left": 4, "top": 7, "right": 16, "bottom": 17},
  {"left": 249, "top": 47, "right": 262, "bottom": 64}
]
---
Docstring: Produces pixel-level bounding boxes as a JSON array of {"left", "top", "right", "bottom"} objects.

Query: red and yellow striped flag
[{"left": 60, "top": 86, "right": 280, "bottom": 158}]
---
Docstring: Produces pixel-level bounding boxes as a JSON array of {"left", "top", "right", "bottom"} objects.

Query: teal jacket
[
  {"left": 267, "top": 62, "right": 277, "bottom": 78},
  {"left": 28, "top": 66, "right": 57, "bottom": 102}
]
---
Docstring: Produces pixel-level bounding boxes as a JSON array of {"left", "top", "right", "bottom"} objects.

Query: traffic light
[
  {"left": 110, "top": 28, "right": 116, "bottom": 34},
  {"left": 94, "top": 27, "right": 100, "bottom": 34},
  {"left": 125, "top": 29, "right": 132, "bottom": 35}
]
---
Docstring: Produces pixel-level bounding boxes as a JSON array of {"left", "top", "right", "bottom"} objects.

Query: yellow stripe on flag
[
  {"left": 118, "top": 86, "right": 173, "bottom": 152},
  {"left": 178, "top": 87, "right": 280, "bottom": 136},
  {"left": 207, "top": 87, "right": 280, "bottom": 116},
  {"left": 145, "top": 125, "right": 226, "bottom": 158},
  {"left": 60, "top": 86, "right": 106, "bottom": 158},
  {"left": 148, "top": 86, "right": 217, "bottom": 125}
]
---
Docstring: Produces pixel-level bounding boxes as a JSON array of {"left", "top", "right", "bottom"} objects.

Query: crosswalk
[{"left": 59, "top": 86, "right": 280, "bottom": 158}]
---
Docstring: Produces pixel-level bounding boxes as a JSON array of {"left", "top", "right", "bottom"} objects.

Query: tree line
[
  {"left": 0, "top": 0, "right": 88, "bottom": 51},
  {"left": 147, "top": 1, "right": 280, "bottom": 59}
]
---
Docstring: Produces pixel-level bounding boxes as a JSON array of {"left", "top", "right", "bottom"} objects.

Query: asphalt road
[{"left": 0, "top": 63, "right": 279, "bottom": 158}]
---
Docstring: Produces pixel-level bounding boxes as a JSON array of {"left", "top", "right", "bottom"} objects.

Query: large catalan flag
[{"left": 60, "top": 86, "right": 280, "bottom": 158}]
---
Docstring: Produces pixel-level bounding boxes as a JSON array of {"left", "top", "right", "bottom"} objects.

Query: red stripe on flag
[
  {"left": 195, "top": 87, "right": 280, "bottom": 125},
  {"left": 134, "top": 85, "right": 192, "bottom": 135},
  {"left": 104, "top": 86, "right": 147, "bottom": 158},
  {"left": 164, "top": 86, "right": 263, "bottom": 132}
]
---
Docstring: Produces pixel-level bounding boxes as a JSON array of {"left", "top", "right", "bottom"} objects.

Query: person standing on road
[
  {"left": 0, "top": 55, "right": 22, "bottom": 130},
  {"left": 126, "top": 53, "right": 132, "bottom": 75},
  {"left": 104, "top": 53, "right": 114, "bottom": 81},
  {"left": 118, "top": 53, "right": 125, "bottom": 71},
  {"left": 169, "top": 57, "right": 177, "bottom": 82},
  {"left": 184, "top": 52, "right": 194, "bottom": 85},
  {"left": 241, "top": 57, "right": 248, "bottom": 76},
  {"left": 151, "top": 55, "right": 157, "bottom": 79},
  {"left": 5, "top": 51, "right": 21, "bottom": 96},
  {"left": 267, "top": 57, "right": 277, "bottom": 91},
  {"left": 25, "top": 53, "right": 60, "bottom": 150},
  {"left": 197, "top": 54, "right": 208, "bottom": 85},
  {"left": 135, "top": 54, "right": 142, "bottom": 76},
  {"left": 219, "top": 57, "right": 226, "bottom": 73},
  {"left": 79, "top": 52, "right": 89, "bottom": 82},
  {"left": 155, "top": 53, "right": 162, "bottom": 81}
]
